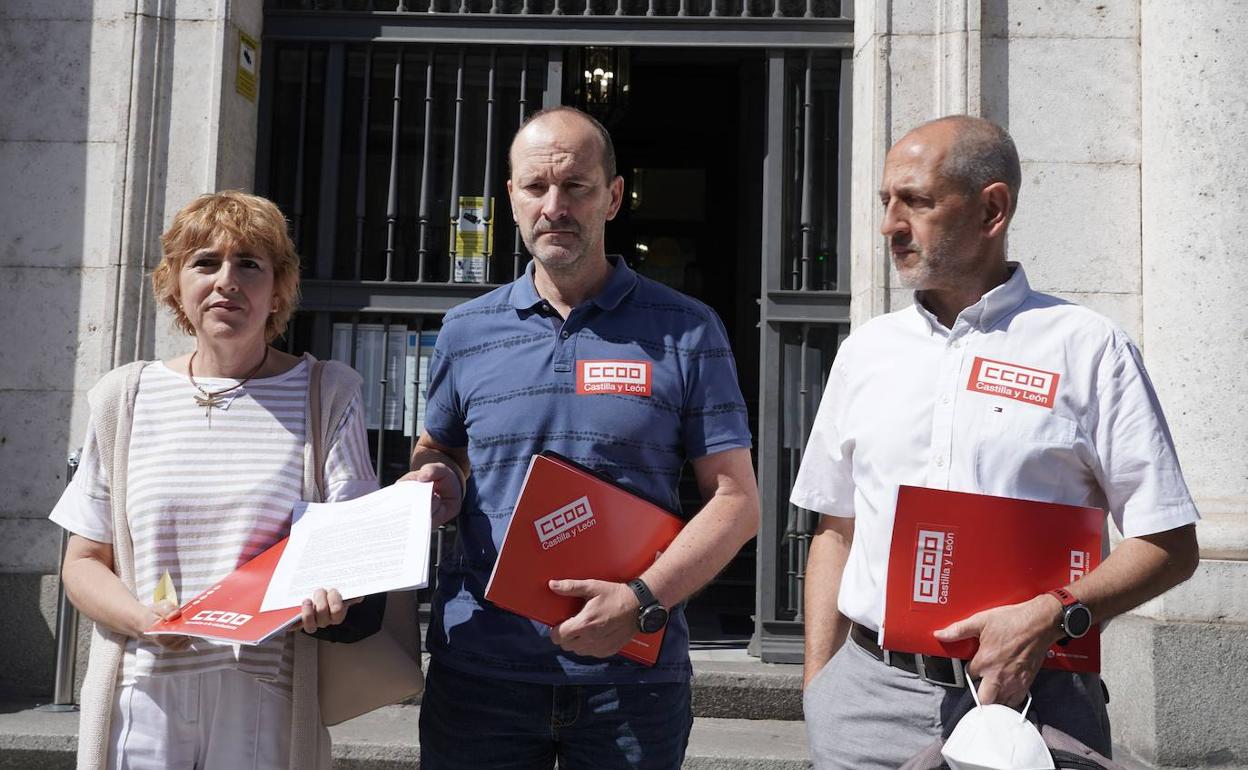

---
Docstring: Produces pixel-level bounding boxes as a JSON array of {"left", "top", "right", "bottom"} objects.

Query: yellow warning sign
[
  {"left": 454, "top": 195, "right": 493, "bottom": 283},
  {"left": 236, "top": 31, "right": 258, "bottom": 102}
]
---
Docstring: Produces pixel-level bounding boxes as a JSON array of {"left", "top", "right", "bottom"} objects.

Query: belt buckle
[{"left": 915, "top": 654, "right": 966, "bottom": 689}]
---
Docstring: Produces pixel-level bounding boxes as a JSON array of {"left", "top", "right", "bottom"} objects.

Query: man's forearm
[
  {"left": 803, "top": 516, "right": 854, "bottom": 686},
  {"left": 636, "top": 447, "right": 759, "bottom": 608},
  {"left": 544, "top": 448, "right": 758, "bottom": 660},
  {"left": 1061, "top": 524, "right": 1199, "bottom": 624},
  {"left": 932, "top": 523, "right": 1199, "bottom": 706},
  {"left": 409, "top": 441, "right": 469, "bottom": 480},
  {"left": 637, "top": 489, "right": 757, "bottom": 609}
]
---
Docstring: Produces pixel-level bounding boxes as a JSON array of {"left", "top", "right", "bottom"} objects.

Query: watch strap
[
  {"left": 1048, "top": 587, "right": 1077, "bottom": 607},
  {"left": 628, "top": 578, "right": 660, "bottom": 609},
  {"left": 1048, "top": 587, "right": 1091, "bottom": 643}
]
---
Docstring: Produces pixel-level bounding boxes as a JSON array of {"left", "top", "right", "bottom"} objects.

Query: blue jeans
[{"left": 418, "top": 660, "right": 693, "bottom": 770}]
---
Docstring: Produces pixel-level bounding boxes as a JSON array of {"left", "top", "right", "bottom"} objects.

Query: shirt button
[
  {"left": 951, "top": 339, "right": 963, "bottom": 349},
  {"left": 941, "top": 395, "right": 951, "bottom": 405},
  {"left": 935, "top": 456, "right": 945, "bottom": 468},
  {"left": 560, "top": 331, "right": 570, "bottom": 339}
]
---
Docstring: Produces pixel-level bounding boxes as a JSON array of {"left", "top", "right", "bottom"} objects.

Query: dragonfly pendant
[{"left": 194, "top": 391, "right": 225, "bottom": 426}]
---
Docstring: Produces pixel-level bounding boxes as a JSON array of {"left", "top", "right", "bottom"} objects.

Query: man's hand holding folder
[
  {"left": 485, "top": 452, "right": 685, "bottom": 665},
  {"left": 547, "top": 578, "right": 645, "bottom": 659},
  {"left": 883, "top": 485, "right": 1106, "bottom": 706},
  {"left": 933, "top": 594, "right": 1067, "bottom": 707}
]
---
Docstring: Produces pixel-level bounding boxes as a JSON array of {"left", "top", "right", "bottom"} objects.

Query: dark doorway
[
  {"left": 259, "top": 34, "right": 849, "bottom": 653},
  {"left": 587, "top": 48, "right": 767, "bottom": 642}
]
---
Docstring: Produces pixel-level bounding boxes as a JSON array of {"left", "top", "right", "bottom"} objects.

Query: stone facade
[
  {"left": 0, "top": 0, "right": 262, "bottom": 697},
  {"left": 2, "top": 0, "right": 1243, "bottom": 765}
]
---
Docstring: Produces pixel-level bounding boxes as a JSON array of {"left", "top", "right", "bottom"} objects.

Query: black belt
[{"left": 850, "top": 622, "right": 967, "bottom": 689}]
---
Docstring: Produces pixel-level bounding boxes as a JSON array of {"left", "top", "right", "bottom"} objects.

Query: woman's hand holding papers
[
  {"left": 547, "top": 579, "right": 639, "bottom": 659},
  {"left": 147, "top": 600, "right": 191, "bottom": 652}
]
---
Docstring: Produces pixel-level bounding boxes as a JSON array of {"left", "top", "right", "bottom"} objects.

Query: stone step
[
  {"left": 0, "top": 700, "right": 811, "bottom": 770},
  {"left": 690, "top": 657, "right": 803, "bottom": 721},
  {"left": 0, "top": 698, "right": 1192, "bottom": 770},
  {"left": 331, "top": 705, "right": 811, "bottom": 769}
]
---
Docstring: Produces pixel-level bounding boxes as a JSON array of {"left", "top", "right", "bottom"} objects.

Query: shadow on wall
[{"left": 982, "top": 1, "right": 1011, "bottom": 131}]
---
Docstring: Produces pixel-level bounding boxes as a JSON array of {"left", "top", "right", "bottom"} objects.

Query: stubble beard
[
  {"left": 895, "top": 230, "right": 965, "bottom": 290},
  {"left": 529, "top": 240, "right": 586, "bottom": 273},
  {"left": 525, "top": 218, "right": 599, "bottom": 274}
]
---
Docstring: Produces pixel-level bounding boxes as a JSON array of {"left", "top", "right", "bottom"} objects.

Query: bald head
[
  {"left": 509, "top": 106, "right": 617, "bottom": 185},
  {"left": 901, "top": 115, "right": 1021, "bottom": 215}
]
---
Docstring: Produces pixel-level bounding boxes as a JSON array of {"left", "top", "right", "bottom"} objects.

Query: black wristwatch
[
  {"left": 1048, "top": 587, "right": 1092, "bottom": 643},
  {"left": 627, "top": 578, "right": 669, "bottom": 634}
]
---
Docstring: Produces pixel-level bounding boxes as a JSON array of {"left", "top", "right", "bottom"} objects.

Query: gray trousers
[{"left": 803, "top": 634, "right": 1112, "bottom": 770}]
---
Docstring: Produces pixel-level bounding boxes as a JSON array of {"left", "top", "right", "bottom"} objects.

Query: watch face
[
  {"left": 639, "top": 605, "right": 669, "bottom": 634},
  {"left": 1064, "top": 605, "right": 1093, "bottom": 639}
]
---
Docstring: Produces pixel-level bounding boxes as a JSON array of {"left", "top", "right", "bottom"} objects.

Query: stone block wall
[
  {"left": 996, "top": 2, "right": 1142, "bottom": 338},
  {"left": 0, "top": 0, "right": 264, "bottom": 699}
]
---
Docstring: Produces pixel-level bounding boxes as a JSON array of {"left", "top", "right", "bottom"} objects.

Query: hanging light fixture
[{"left": 573, "top": 47, "right": 630, "bottom": 121}]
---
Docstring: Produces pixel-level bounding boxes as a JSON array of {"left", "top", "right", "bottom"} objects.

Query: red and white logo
[
  {"left": 188, "top": 609, "right": 253, "bottom": 627},
  {"left": 577, "top": 360, "right": 652, "bottom": 397},
  {"left": 1069, "top": 549, "right": 1090, "bottom": 583},
  {"left": 967, "top": 357, "right": 1060, "bottom": 409},
  {"left": 913, "top": 529, "right": 953, "bottom": 605},
  {"left": 534, "top": 495, "right": 597, "bottom": 550}
]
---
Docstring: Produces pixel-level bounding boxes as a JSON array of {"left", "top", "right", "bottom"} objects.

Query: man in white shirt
[{"left": 791, "top": 115, "right": 1200, "bottom": 769}]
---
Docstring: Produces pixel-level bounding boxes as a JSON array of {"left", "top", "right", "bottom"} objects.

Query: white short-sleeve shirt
[{"left": 789, "top": 264, "right": 1200, "bottom": 631}]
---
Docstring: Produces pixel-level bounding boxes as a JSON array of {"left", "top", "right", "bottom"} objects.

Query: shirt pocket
[{"left": 972, "top": 405, "right": 1081, "bottom": 503}]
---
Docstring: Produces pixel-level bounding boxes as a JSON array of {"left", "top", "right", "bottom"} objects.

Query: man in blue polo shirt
[{"left": 406, "top": 106, "right": 760, "bottom": 769}]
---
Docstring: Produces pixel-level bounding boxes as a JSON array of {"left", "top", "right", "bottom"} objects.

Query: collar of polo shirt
[{"left": 510, "top": 255, "right": 638, "bottom": 315}]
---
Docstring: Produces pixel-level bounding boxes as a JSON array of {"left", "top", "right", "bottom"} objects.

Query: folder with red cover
[
  {"left": 147, "top": 538, "right": 302, "bottom": 645},
  {"left": 484, "top": 451, "right": 685, "bottom": 666},
  {"left": 883, "top": 485, "right": 1103, "bottom": 672}
]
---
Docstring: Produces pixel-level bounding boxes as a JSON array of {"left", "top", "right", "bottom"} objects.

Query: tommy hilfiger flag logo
[{"left": 967, "top": 357, "right": 1060, "bottom": 409}]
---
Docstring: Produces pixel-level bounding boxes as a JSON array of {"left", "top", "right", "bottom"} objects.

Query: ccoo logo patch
[
  {"left": 966, "top": 357, "right": 1060, "bottom": 409},
  {"left": 534, "top": 496, "right": 597, "bottom": 550},
  {"left": 577, "top": 360, "right": 652, "bottom": 397}
]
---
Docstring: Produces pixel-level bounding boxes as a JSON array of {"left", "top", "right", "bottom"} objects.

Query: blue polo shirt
[{"left": 423, "top": 256, "right": 752, "bottom": 684}]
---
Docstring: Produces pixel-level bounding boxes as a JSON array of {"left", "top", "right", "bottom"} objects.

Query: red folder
[
  {"left": 146, "top": 538, "right": 301, "bottom": 645},
  {"left": 883, "top": 485, "right": 1103, "bottom": 672},
  {"left": 485, "top": 451, "right": 685, "bottom": 665}
]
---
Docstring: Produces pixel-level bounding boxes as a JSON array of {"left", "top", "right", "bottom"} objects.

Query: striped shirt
[{"left": 50, "top": 359, "right": 378, "bottom": 689}]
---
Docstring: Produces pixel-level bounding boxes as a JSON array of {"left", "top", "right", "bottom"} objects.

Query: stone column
[
  {"left": 1104, "top": 2, "right": 1248, "bottom": 766},
  {"left": 850, "top": 0, "right": 984, "bottom": 324}
]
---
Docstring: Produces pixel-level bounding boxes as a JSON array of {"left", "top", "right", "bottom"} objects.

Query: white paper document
[{"left": 260, "top": 481, "right": 434, "bottom": 612}]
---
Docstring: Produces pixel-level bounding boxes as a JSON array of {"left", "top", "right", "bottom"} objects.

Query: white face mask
[{"left": 941, "top": 689, "right": 1055, "bottom": 770}]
